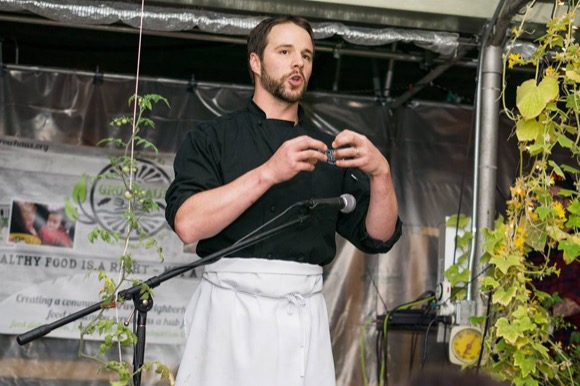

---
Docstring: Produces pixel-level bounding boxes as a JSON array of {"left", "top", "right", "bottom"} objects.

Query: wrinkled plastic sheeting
[
  {"left": 0, "top": 69, "right": 391, "bottom": 154},
  {"left": 0, "top": 0, "right": 460, "bottom": 56},
  {"left": 0, "top": 66, "right": 521, "bottom": 386},
  {"left": 506, "top": 40, "right": 538, "bottom": 59}
]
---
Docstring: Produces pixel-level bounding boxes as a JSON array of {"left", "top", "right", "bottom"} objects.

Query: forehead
[{"left": 266, "top": 22, "right": 313, "bottom": 51}]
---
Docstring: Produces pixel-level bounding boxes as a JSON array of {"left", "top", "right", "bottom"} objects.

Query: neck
[{"left": 253, "top": 89, "right": 299, "bottom": 123}]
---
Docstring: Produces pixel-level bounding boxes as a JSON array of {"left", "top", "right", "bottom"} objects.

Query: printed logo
[{"left": 77, "top": 158, "right": 170, "bottom": 240}]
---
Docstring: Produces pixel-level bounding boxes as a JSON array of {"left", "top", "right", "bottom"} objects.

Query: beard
[{"left": 260, "top": 65, "right": 308, "bottom": 103}]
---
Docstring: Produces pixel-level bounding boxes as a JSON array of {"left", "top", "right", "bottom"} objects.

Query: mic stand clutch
[{"left": 16, "top": 212, "right": 312, "bottom": 386}]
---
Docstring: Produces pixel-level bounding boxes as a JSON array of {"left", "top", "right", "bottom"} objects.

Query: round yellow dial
[{"left": 449, "top": 326, "right": 483, "bottom": 365}]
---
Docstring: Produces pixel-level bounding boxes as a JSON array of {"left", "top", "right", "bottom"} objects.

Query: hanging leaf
[
  {"left": 495, "top": 317, "right": 521, "bottom": 345},
  {"left": 548, "top": 160, "right": 564, "bottom": 178},
  {"left": 516, "top": 78, "right": 559, "bottom": 120},
  {"left": 72, "top": 174, "right": 88, "bottom": 204},
  {"left": 535, "top": 205, "right": 552, "bottom": 221},
  {"left": 444, "top": 264, "right": 471, "bottom": 287},
  {"left": 565, "top": 93, "right": 580, "bottom": 110},
  {"left": 64, "top": 198, "right": 79, "bottom": 221},
  {"left": 565, "top": 69, "right": 580, "bottom": 82},
  {"left": 446, "top": 213, "right": 471, "bottom": 229},
  {"left": 513, "top": 351, "right": 537, "bottom": 378},
  {"left": 557, "top": 134, "right": 575, "bottom": 149},
  {"left": 567, "top": 200, "right": 580, "bottom": 214},
  {"left": 559, "top": 239, "right": 580, "bottom": 263},
  {"left": 565, "top": 215, "right": 580, "bottom": 228},
  {"left": 561, "top": 164, "right": 580, "bottom": 174},
  {"left": 516, "top": 118, "right": 542, "bottom": 141},
  {"left": 489, "top": 254, "right": 522, "bottom": 275},
  {"left": 539, "top": 76, "right": 559, "bottom": 101},
  {"left": 494, "top": 285, "right": 518, "bottom": 306}
]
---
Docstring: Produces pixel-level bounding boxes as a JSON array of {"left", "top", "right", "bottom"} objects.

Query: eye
[
  {"left": 280, "top": 49, "right": 289, "bottom": 55},
  {"left": 302, "top": 54, "right": 312, "bottom": 61}
]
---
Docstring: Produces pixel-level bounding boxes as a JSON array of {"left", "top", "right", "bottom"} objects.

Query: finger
[
  {"left": 296, "top": 157, "right": 318, "bottom": 172},
  {"left": 294, "top": 135, "right": 327, "bottom": 152},
  {"left": 332, "top": 130, "right": 358, "bottom": 148},
  {"left": 331, "top": 145, "right": 356, "bottom": 161},
  {"left": 301, "top": 148, "right": 327, "bottom": 162},
  {"left": 334, "top": 157, "right": 361, "bottom": 168},
  {"left": 306, "top": 158, "right": 318, "bottom": 165}
]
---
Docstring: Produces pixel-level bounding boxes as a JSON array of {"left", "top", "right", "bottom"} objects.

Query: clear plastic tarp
[
  {"left": 0, "top": 67, "right": 521, "bottom": 385},
  {"left": 0, "top": 0, "right": 461, "bottom": 56}
]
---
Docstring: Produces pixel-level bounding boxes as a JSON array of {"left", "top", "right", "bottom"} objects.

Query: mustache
[{"left": 285, "top": 70, "right": 304, "bottom": 80}]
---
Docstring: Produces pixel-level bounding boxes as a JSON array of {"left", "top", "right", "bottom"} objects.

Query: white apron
[{"left": 175, "top": 258, "right": 336, "bottom": 386}]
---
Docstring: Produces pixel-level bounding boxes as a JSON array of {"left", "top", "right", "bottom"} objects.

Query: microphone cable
[
  {"left": 232, "top": 194, "right": 354, "bottom": 247},
  {"left": 232, "top": 201, "right": 306, "bottom": 247}
]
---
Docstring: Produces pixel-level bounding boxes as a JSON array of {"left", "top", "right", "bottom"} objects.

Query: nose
[{"left": 292, "top": 52, "right": 304, "bottom": 68}]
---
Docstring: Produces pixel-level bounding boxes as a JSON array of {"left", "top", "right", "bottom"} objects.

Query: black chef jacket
[{"left": 165, "top": 100, "right": 402, "bottom": 266}]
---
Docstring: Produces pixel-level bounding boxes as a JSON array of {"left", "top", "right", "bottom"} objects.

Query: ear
[{"left": 249, "top": 52, "right": 261, "bottom": 78}]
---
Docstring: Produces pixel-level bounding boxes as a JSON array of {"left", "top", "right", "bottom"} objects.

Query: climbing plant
[
  {"left": 447, "top": 1, "right": 580, "bottom": 385},
  {"left": 66, "top": 94, "right": 174, "bottom": 385}
]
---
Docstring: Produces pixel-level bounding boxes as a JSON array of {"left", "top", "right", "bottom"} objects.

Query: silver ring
[{"left": 356, "top": 148, "right": 360, "bottom": 157}]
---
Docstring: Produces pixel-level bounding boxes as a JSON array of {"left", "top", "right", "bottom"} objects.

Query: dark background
[{"left": 0, "top": 16, "right": 528, "bottom": 107}]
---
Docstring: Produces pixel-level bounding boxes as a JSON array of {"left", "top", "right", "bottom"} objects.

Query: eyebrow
[{"left": 275, "top": 44, "right": 314, "bottom": 56}]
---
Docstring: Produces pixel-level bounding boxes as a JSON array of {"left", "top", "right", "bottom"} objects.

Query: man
[{"left": 165, "top": 15, "right": 402, "bottom": 386}]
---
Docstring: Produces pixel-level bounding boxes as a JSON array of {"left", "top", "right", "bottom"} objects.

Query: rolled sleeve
[{"left": 165, "top": 125, "right": 222, "bottom": 230}]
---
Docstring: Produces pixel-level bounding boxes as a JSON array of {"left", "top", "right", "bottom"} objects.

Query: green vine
[
  {"left": 444, "top": 214, "right": 474, "bottom": 302},
  {"left": 449, "top": 1, "right": 580, "bottom": 385},
  {"left": 65, "top": 94, "right": 174, "bottom": 385}
]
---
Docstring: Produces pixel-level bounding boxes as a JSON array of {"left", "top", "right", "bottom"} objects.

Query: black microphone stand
[{"left": 17, "top": 211, "right": 312, "bottom": 386}]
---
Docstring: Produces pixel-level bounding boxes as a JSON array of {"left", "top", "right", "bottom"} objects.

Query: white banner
[{"left": 0, "top": 137, "right": 199, "bottom": 344}]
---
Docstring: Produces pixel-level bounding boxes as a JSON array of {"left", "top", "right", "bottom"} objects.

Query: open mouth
[{"left": 288, "top": 73, "right": 303, "bottom": 87}]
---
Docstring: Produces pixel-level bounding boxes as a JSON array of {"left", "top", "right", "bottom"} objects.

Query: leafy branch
[
  {"left": 65, "top": 94, "right": 174, "bottom": 385},
  {"left": 460, "top": 1, "right": 580, "bottom": 385}
]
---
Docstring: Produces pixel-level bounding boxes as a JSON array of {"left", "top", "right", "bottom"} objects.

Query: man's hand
[
  {"left": 330, "top": 130, "right": 389, "bottom": 177},
  {"left": 262, "top": 135, "right": 328, "bottom": 184},
  {"left": 329, "top": 129, "right": 398, "bottom": 242}
]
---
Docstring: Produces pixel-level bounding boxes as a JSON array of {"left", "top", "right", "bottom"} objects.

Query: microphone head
[{"left": 340, "top": 194, "right": 356, "bottom": 213}]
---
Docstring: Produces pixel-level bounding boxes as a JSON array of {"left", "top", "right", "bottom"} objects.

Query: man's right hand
[{"left": 261, "top": 135, "right": 328, "bottom": 184}]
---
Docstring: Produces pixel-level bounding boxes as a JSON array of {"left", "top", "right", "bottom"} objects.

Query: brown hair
[{"left": 247, "top": 15, "right": 314, "bottom": 82}]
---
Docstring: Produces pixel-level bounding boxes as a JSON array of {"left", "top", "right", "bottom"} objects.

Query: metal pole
[
  {"left": 470, "top": 45, "right": 502, "bottom": 308},
  {"left": 465, "top": 0, "right": 508, "bottom": 304}
]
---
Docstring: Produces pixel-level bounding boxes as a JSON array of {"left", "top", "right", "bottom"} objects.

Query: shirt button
[
  {"left": 257, "top": 120, "right": 263, "bottom": 126},
  {"left": 266, "top": 253, "right": 273, "bottom": 259},
  {"left": 297, "top": 254, "right": 305, "bottom": 262},
  {"left": 270, "top": 205, "right": 277, "bottom": 212}
]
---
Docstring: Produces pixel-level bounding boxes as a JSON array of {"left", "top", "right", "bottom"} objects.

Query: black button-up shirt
[{"left": 165, "top": 100, "right": 402, "bottom": 266}]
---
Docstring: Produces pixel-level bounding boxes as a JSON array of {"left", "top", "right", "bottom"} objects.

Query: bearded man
[{"left": 165, "top": 15, "right": 402, "bottom": 386}]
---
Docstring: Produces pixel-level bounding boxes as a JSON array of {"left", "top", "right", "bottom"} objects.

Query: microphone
[{"left": 303, "top": 194, "right": 356, "bottom": 214}]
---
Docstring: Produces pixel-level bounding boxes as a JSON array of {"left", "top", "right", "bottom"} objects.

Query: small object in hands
[
  {"left": 321, "top": 146, "right": 354, "bottom": 164},
  {"left": 323, "top": 149, "right": 336, "bottom": 165},
  {"left": 355, "top": 147, "right": 360, "bottom": 157}
]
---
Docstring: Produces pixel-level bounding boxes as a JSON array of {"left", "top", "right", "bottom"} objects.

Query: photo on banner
[{"left": 9, "top": 200, "right": 76, "bottom": 248}]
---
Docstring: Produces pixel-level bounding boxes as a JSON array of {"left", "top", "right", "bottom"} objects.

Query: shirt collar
[{"left": 247, "top": 99, "right": 305, "bottom": 125}]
